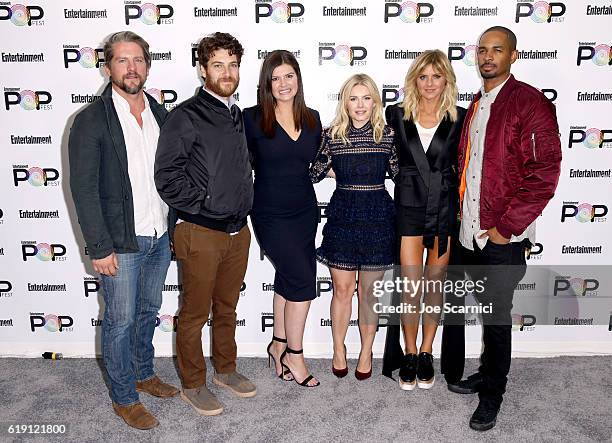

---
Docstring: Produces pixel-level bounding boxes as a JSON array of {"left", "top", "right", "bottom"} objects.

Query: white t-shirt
[{"left": 415, "top": 120, "right": 440, "bottom": 152}]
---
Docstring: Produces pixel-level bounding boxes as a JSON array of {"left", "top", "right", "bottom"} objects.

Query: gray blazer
[{"left": 68, "top": 82, "right": 168, "bottom": 259}]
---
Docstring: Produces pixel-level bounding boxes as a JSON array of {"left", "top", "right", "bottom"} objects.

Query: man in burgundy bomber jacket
[{"left": 444, "top": 26, "right": 562, "bottom": 431}]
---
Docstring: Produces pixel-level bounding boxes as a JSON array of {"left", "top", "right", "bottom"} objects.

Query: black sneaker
[
  {"left": 416, "top": 352, "right": 435, "bottom": 389},
  {"left": 398, "top": 353, "right": 417, "bottom": 391},
  {"left": 447, "top": 372, "right": 483, "bottom": 394},
  {"left": 469, "top": 398, "right": 501, "bottom": 431}
]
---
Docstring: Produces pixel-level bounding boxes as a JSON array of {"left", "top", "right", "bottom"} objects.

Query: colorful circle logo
[
  {"left": 36, "top": 243, "right": 53, "bottom": 261},
  {"left": 592, "top": 44, "right": 612, "bottom": 66},
  {"left": 146, "top": 88, "right": 163, "bottom": 104},
  {"left": 158, "top": 315, "right": 174, "bottom": 332},
  {"left": 397, "top": 87, "right": 405, "bottom": 103},
  {"left": 531, "top": 1, "right": 551, "bottom": 23},
  {"left": 44, "top": 314, "right": 60, "bottom": 332},
  {"left": 399, "top": 1, "right": 419, "bottom": 23},
  {"left": 78, "top": 47, "right": 98, "bottom": 68},
  {"left": 584, "top": 128, "right": 602, "bottom": 149},
  {"left": 575, "top": 203, "right": 594, "bottom": 223},
  {"left": 271, "top": 1, "right": 289, "bottom": 23},
  {"left": 463, "top": 45, "right": 478, "bottom": 66},
  {"left": 10, "top": 4, "right": 30, "bottom": 26},
  {"left": 140, "top": 3, "right": 159, "bottom": 25},
  {"left": 27, "top": 166, "right": 46, "bottom": 186},
  {"left": 569, "top": 278, "right": 586, "bottom": 296},
  {"left": 334, "top": 45, "right": 352, "bottom": 66},
  {"left": 19, "top": 90, "right": 38, "bottom": 111}
]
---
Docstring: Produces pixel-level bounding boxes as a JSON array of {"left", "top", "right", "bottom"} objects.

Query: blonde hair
[
  {"left": 330, "top": 73, "right": 386, "bottom": 145},
  {"left": 401, "top": 49, "right": 458, "bottom": 122}
]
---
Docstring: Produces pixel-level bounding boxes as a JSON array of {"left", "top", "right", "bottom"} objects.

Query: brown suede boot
[
  {"left": 112, "top": 402, "right": 159, "bottom": 430},
  {"left": 136, "top": 375, "right": 179, "bottom": 398}
]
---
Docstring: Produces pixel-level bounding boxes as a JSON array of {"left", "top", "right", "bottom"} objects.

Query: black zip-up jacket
[
  {"left": 68, "top": 82, "right": 168, "bottom": 260},
  {"left": 154, "top": 88, "right": 253, "bottom": 234}
]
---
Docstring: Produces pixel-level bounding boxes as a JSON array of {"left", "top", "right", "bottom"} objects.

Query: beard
[
  {"left": 206, "top": 75, "right": 239, "bottom": 98},
  {"left": 479, "top": 63, "right": 498, "bottom": 79},
  {"left": 112, "top": 73, "right": 145, "bottom": 95},
  {"left": 480, "top": 70, "right": 497, "bottom": 79}
]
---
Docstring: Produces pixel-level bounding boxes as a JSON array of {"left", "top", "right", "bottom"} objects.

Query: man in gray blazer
[{"left": 69, "top": 31, "right": 177, "bottom": 430}]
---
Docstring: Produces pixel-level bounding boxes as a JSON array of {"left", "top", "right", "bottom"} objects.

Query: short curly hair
[{"left": 197, "top": 32, "right": 244, "bottom": 68}]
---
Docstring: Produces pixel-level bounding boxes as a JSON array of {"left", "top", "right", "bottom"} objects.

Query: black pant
[{"left": 441, "top": 239, "right": 527, "bottom": 405}]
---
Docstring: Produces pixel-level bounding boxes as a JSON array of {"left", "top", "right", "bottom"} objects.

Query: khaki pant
[{"left": 173, "top": 222, "right": 250, "bottom": 389}]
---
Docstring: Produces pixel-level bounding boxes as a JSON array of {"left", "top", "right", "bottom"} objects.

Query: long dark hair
[{"left": 257, "top": 50, "right": 316, "bottom": 138}]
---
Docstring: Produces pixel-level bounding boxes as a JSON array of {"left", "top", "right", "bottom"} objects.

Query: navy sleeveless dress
[
  {"left": 310, "top": 122, "right": 398, "bottom": 271},
  {"left": 243, "top": 106, "right": 322, "bottom": 301}
]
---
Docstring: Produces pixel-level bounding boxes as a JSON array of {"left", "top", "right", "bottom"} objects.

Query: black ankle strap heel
[
  {"left": 280, "top": 348, "right": 320, "bottom": 388},
  {"left": 266, "top": 336, "right": 291, "bottom": 381}
]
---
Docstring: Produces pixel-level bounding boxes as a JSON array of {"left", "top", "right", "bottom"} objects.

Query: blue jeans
[{"left": 100, "top": 233, "right": 171, "bottom": 406}]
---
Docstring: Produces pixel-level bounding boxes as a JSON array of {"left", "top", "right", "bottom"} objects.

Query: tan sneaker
[
  {"left": 136, "top": 375, "right": 179, "bottom": 398},
  {"left": 180, "top": 386, "right": 224, "bottom": 416},
  {"left": 213, "top": 371, "right": 257, "bottom": 398},
  {"left": 112, "top": 402, "right": 159, "bottom": 430}
]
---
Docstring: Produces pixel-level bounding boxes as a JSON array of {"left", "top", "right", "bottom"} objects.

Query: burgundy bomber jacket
[{"left": 457, "top": 74, "right": 562, "bottom": 240}]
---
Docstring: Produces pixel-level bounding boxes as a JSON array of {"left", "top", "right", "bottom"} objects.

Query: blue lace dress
[{"left": 310, "top": 122, "right": 399, "bottom": 271}]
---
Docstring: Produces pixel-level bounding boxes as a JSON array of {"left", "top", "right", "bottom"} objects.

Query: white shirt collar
[
  {"left": 480, "top": 75, "right": 510, "bottom": 100},
  {"left": 111, "top": 86, "right": 149, "bottom": 111},
  {"left": 203, "top": 86, "right": 235, "bottom": 109}
]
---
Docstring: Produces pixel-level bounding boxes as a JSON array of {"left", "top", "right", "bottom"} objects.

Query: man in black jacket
[
  {"left": 155, "top": 32, "right": 255, "bottom": 416},
  {"left": 69, "top": 31, "right": 178, "bottom": 430}
]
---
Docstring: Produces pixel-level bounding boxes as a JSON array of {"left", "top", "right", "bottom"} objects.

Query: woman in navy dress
[
  {"left": 310, "top": 74, "right": 398, "bottom": 380},
  {"left": 243, "top": 50, "right": 321, "bottom": 387}
]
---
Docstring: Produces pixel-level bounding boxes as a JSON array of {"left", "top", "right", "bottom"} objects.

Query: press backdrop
[{"left": 1, "top": 0, "right": 611, "bottom": 357}]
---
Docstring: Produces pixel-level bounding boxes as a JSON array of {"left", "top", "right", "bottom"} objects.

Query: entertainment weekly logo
[
  {"left": 321, "top": 5, "right": 367, "bottom": 17},
  {"left": 62, "top": 45, "right": 104, "bottom": 68},
  {"left": 447, "top": 44, "right": 559, "bottom": 65},
  {"left": 4, "top": 87, "right": 52, "bottom": 110},
  {"left": 318, "top": 43, "right": 367, "bottom": 66},
  {"left": 0, "top": 3, "right": 44, "bottom": 26},
  {"left": 586, "top": 5, "right": 612, "bottom": 16},
  {"left": 194, "top": 6, "right": 237, "bottom": 18},
  {"left": 254, "top": 1, "right": 304, "bottom": 23},
  {"left": 63, "top": 8, "right": 108, "bottom": 20},
  {"left": 257, "top": 49, "right": 301, "bottom": 60},
  {"left": 514, "top": 1, "right": 566, "bottom": 23},
  {"left": 9, "top": 134, "right": 52, "bottom": 145},
  {"left": 577, "top": 42, "right": 612, "bottom": 66},
  {"left": 1, "top": 51, "right": 44, "bottom": 63},
  {"left": 383, "top": 1, "right": 434, "bottom": 23},
  {"left": 124, "top": 1, "right": 174, "bottom": 25}
]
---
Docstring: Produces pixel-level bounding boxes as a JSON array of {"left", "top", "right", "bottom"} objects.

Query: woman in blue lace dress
[{"left": 310, "top": 74, "right": 398, "bottom": 380}]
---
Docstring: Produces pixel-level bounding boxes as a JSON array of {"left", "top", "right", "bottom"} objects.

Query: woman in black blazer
[{"left": 383, "top": 50, "right": 466, "bottom": 391}]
